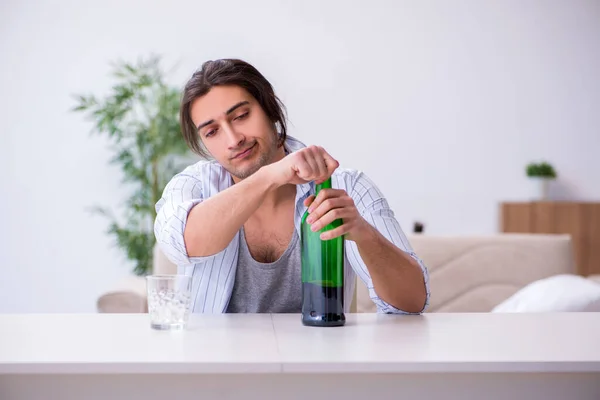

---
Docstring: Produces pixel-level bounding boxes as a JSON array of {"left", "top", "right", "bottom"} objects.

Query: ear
[{"left": 274, "top": 125, "right": 285, "bottom": 147}]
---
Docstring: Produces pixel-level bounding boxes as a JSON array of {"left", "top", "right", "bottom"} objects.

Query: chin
[
  {"left": 227, "top": 143, "right": 276, "bottom": 180},
  {"left": 228, "top": 161, "right": 263, "bottom": 180}
]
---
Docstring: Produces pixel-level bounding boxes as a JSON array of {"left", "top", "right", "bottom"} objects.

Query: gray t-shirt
[{"left": 225, "top": 227, "right": 302, "bottom": 313}]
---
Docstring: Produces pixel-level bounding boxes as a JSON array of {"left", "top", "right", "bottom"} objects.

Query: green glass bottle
[{"left": 301, "top": 177, "right": 345, "bottom": 327}]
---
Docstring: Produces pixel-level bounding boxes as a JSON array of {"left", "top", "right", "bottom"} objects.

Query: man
[{"left": 154, "top": 59, "right": 429, "bottom": 314}]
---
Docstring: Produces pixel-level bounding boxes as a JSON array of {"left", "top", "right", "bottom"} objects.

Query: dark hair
[{"left": 180, "top": 59, "right": 288, "bottom": 158}]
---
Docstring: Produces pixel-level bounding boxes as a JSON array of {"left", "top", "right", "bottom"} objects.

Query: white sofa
[{"left": 97, "top": 233, "right": 598, "bottom": 314}]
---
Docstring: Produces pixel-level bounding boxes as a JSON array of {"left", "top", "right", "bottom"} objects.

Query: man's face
[{"left": 190, "top": 85, "right": 283, "bottom": 181}]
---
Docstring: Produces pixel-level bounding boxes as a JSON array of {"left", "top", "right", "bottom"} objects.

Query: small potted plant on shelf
[{"left": 526, "top": 161, "right": 557, "bottom": 201}]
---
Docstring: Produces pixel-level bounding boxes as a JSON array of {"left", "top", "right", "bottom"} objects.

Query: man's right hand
[{"left": 265, "top": 145, "right": 340, "bottom": 187}]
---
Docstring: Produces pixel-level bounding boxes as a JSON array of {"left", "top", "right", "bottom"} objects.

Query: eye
[
  {"left": 234, "top": 111, "right": 249, "bottom": 121},
  {"left": 205, "top": 127, "right": 217, "bottom": 138}
]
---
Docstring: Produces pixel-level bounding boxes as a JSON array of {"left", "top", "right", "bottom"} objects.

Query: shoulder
[
  {"left": 163, "top": 159, "right": 230, "bottom": 196},
  {"left": 331, "top": 168, "right": 370, "bottom": 190},
  {"left": 168, "top": 159, "right": 226, "bottom": 183},
  {"left": 331, "top": 167, "right": 386, "bottom": 201},
  {"left": 157, "top": 159, "right": 229, "bottom": 209},
  {"left": 178, "top": 159, "right": 223, "bottom": 179}
]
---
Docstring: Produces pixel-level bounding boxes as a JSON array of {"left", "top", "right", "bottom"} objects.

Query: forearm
[
  {"left": 184, "top": 167, "right": 277, "bottom": 257},
  {"left": 354, "top": 224, "right": 427, "bottom": 313}
]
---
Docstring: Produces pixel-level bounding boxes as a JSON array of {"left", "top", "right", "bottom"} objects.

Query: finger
[
  {"left": 319, "top": 224, "right": 350, "bottom": 241},
  {"left": 320, "top": 148, "right": 340, "bottom": 175},
  {"left": 308, "top": 189, "right": 346, "bottom": 213},
  {"left": 303, "top": 195, "right": 316, "bottom": 207},
  {"left": 307, "top": 194, "right": 350, "bottom": 224},
  {"left": 294, "top": 153, "right": 315, "bottom": 181},
  {"left": 303, "top": 147, "right": 321, "bottom": 182},
  {"left": 305, "top": 146, "right": 328, "bottom": 185},
  {"left": 310, "top": 206, "right": 353, "bottom": 232},
  {"left": 314, "top": 146, "right": 329, "bottom": 184}
]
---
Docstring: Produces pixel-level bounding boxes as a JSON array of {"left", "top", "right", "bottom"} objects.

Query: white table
[{"left": 1, "top": 313, "right": 599, "bottom": 399}]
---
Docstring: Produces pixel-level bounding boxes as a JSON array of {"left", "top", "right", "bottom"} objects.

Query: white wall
[{"left": 1, "top": 0, "right": 599, "bottom": 313}]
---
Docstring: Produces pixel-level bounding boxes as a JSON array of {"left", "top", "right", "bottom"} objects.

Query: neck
[{"left": 233, "top": 145, "right": 295, "bottom": 212}]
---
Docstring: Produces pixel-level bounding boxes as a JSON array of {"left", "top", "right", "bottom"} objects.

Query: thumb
[{"left": 303, "top": 195, "right": 316, "bottom": 207}]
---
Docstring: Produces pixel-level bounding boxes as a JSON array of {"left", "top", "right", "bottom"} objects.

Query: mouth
[{"left": 232, "top": 143, "right": 256, "bottom": 160}]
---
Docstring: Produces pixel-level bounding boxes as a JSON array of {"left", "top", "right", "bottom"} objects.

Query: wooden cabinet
[{"left": 500, "top": 202, "right": 600, "bottom": 276}]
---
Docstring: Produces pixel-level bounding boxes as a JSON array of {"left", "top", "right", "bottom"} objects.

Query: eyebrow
[{"left": 196, "top": 101, "right": 250, "bottom": 132}]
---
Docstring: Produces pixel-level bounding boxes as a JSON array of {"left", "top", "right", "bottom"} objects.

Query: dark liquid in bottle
[{"left": 301, "top": 282, "right": 345, "bottom": 327}]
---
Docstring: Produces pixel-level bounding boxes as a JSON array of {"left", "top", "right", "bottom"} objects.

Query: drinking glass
[{"left": 146, "top": 274, "right": 193, "bottom": 330}]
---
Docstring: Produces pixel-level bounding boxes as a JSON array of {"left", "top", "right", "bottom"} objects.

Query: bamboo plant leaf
[{"left": 72, "top": 54, "right": 193, "bottom": 276}]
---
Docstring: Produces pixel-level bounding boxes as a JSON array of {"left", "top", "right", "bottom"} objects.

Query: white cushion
[{"left": 492, "top": 274, "right": 600, "bottom": 313}]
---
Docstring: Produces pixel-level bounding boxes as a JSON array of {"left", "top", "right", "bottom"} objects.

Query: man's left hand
[{"left": 303, "top": 188, "right": 370, "bottom": 242}]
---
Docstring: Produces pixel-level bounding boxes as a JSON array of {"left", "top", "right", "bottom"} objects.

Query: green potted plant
[
  {"left": 526, "top": 161, "right": 557, "bottom": 201},
  {"left": 72, "top": 55, "right": 191, "bottom": 276}
]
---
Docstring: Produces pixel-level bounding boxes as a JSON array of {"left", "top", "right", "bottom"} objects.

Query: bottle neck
[{"left": 315, "top": 178, "right": 332, "bottom": 195}]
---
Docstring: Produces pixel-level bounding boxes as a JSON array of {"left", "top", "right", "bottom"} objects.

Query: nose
[{"left": 223, "top": 122, "right": 245, "bottom": 150}]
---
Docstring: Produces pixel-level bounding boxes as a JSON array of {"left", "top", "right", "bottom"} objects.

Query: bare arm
[
  {"left": 184, "top": 167, "right": 277, "bottom": 257},
  {"left": 184, "top": 145, "right": 339, "bottom": 257},
  {"left": 353, "top": 225, "right": 427, "bottom": 313},
  {"left": 304, "top": 172, "right": 429, "bottom": 314}
]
